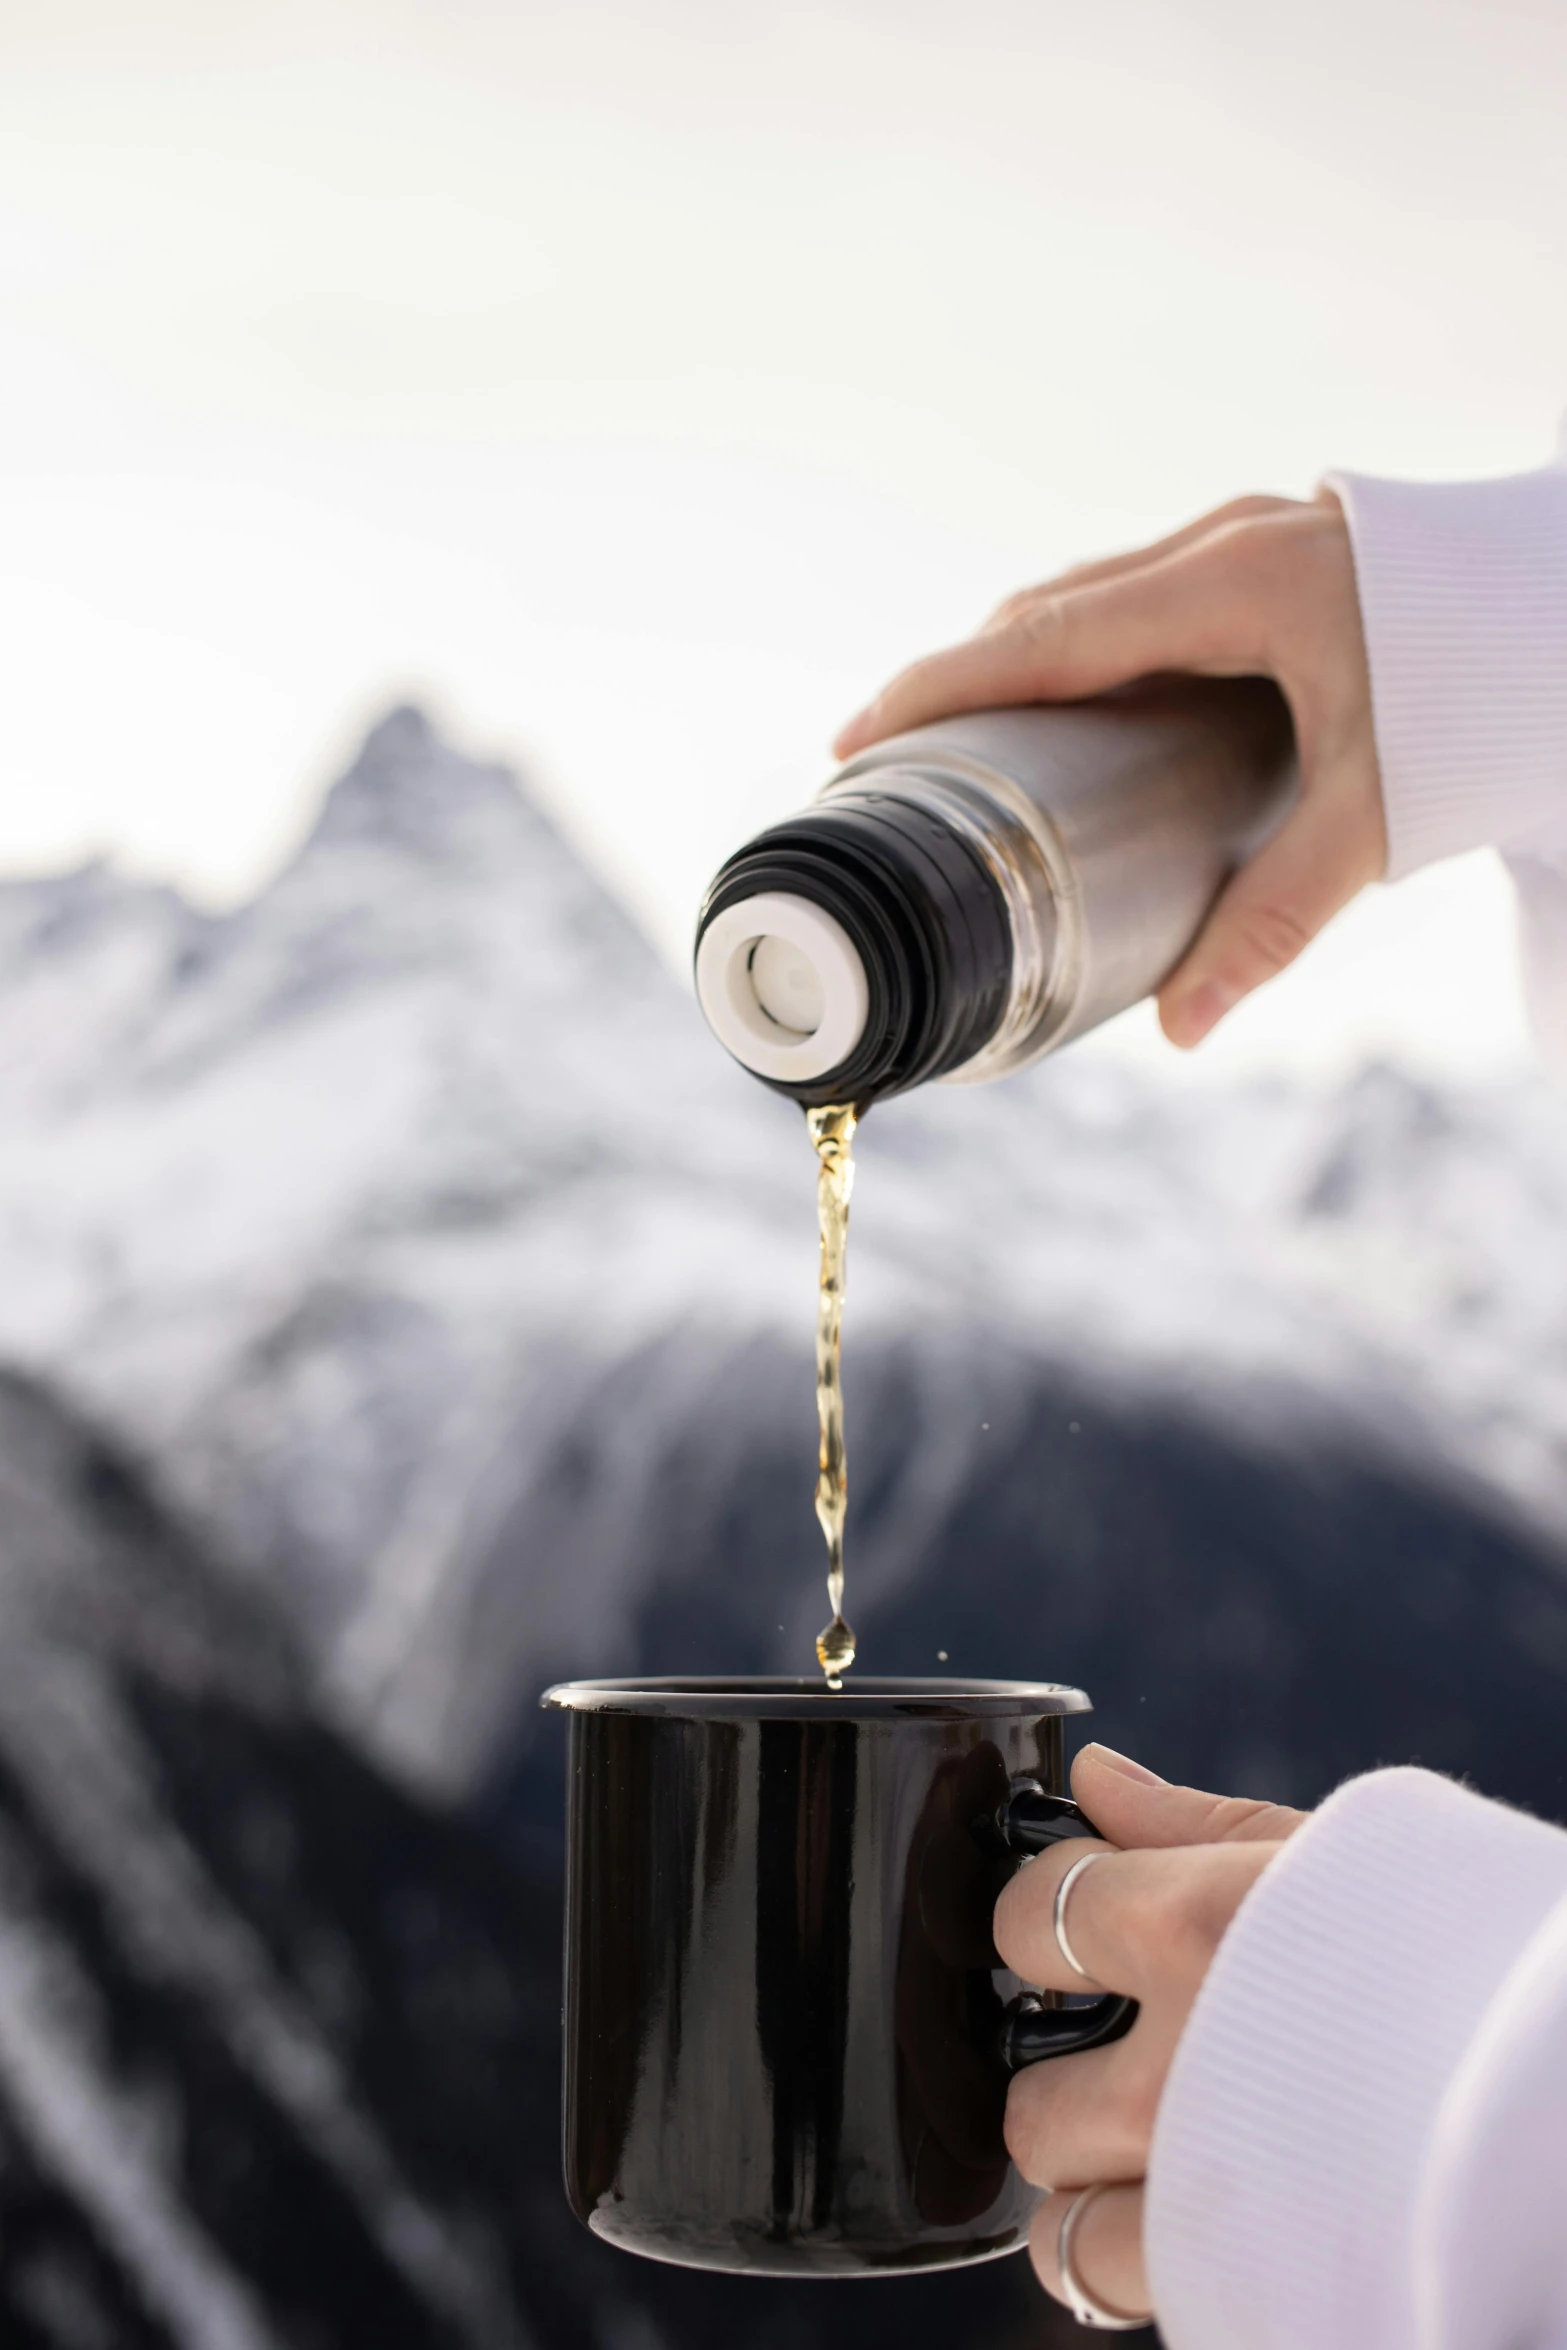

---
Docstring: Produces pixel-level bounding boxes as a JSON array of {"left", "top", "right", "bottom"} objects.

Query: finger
[
  {"left": 1157, "top": 769, "right": 1385, "bottom": 1047},
  {"left": 995, "top": 1838, "right": 1280, "bottom": 1996},
  {"left": 1031, "top": 2185, "right": 1153, "bottom": 2328},
  {"left": 833, "top": 533, "right": 1271, "bottom": 757},
  {"left": 983, "top": 494, "right": 1299, "bottom": 626},
  {"left": 1004, "top": 2028, "right": 1168, "bottom": 2188},
  {"left": 995, "top": 1836, "right": 1117, "bottom": 1992},
  {"left": 1071, "top": 1745, "right": 1309, "bottom": 1849}
]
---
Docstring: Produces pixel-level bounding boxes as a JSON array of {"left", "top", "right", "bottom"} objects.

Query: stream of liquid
[{"left": 807, "top": 1103, "right": 858, "bottom": 1687}]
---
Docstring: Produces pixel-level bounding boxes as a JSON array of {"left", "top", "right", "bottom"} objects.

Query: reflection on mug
[{"left": 898, "top": 1741, "right": 1014, "bottom": 2223}]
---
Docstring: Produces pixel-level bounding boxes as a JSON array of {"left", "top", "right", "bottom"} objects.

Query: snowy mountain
[
  {"left": 0, "top": 706, "right": 1563, "bottom": 2348},
  {"left": 0, "top": 706, "right": 1564, "bottom": 1815}
]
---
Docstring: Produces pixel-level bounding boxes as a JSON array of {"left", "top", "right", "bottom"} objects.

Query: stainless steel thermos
[{"left": 694, "top": 678, "right": 1296, "bottom": 1105}]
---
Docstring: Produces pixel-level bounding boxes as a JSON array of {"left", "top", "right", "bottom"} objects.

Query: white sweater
[{"left": 1146, "top": 443, "right": 1567, "bottom": 2350}]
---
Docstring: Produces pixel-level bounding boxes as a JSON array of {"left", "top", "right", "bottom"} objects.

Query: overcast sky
[{"left": 1, "top": 0, "right": 1564, "bottom": 1079}]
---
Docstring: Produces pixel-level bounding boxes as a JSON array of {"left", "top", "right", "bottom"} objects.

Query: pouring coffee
[
  {"left": 542, "top": 1676, "right": 1134, "bottom": 2276},
  {"left": 695, "top": 679, "right": 1298, "bottom": 1685},
  {"left": 535, "top": 686, "right": 1293, "bottom": 2268}
]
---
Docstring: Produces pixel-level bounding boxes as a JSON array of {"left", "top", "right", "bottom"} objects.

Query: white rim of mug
[{"left": 540, "top": 1675, "right": 1092, "bottom": 1717}]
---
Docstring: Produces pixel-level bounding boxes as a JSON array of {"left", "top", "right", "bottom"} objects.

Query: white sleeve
[
  {"left": 1144, "top": 1769, "right": 1567, "bottom": 2350},
  {"left": 1325, "top": 442, "right": 1567, "bottom": 1068},
  {"left": 1324, "top": 446, "right": 1567, "bottom": 880}
]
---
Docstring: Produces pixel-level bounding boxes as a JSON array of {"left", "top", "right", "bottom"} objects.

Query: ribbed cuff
[
  {"left": 1412, "top": 1892, "right": 1567, "bottom": 2349},
  {"left": 1324, "top": 463, "right": 1567, "bottom": 881},
  {"left": 1145, "top": 1768, "right": 1567, "bottom": 2350}
]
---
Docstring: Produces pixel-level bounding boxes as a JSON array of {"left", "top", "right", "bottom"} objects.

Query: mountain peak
[
  {"left": 360, "top": 703, "right": 439, "bottom": 762},
  {"left": 312, "top": 703, "right": 546, "bottom": 864}
]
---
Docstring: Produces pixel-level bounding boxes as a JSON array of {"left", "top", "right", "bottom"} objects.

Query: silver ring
[
  {"left": 1053, "top": 1850, "right": 1105, "bottom": 1981},
  {"left": 1057, "top": 2183, "right": 1149, "bottom": 2331}
]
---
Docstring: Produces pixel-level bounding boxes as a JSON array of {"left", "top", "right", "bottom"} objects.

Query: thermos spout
[{"left": 695, "top": 892, "right": 870, "bottom": 1085}]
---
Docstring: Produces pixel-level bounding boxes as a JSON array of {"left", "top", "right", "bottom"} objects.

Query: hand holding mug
[{"left": 995, "top": 1746, "right": 1306, "bottom": 2324}]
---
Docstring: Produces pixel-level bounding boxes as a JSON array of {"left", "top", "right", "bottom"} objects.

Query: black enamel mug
[{"left": 541, "top": 1676, "right": 1136, "bottom": 2276}]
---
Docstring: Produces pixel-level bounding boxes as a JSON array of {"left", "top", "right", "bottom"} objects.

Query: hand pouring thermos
[{"left": 695, "top": 679, "right": 1296, "bottom": 1104}]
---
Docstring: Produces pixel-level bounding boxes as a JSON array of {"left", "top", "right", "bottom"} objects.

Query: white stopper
[{"left": 695, "top": 891, "right": 869, "bottom": 1081}]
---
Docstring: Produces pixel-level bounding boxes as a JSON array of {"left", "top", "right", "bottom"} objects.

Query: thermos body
[
  {"left": 858, "top": 683, "right": 1295, "bottom": 1066},
  {"left": 695, "top": 678, "right": 1297, "bottom": 1106}
]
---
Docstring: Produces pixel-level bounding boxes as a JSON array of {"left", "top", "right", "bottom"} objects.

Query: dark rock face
[{"left": 496, "top": 1336, "right": 1567, "bottom": 1855}]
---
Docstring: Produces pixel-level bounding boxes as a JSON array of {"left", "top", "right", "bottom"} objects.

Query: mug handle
[{"left": 994, "top": 1779, "right": 1139, "bottom": 2071}]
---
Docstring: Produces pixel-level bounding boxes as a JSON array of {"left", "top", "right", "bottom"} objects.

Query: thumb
[
  {"left": 1071, "top": 1744, "right": 1309, "bottom": 1849},
  {"left": 1158, "top": 781, "right": 1382, "bottom": 1049}
]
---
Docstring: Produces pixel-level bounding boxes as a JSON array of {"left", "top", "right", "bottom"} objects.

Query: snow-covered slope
[{"left": 0, "top": 708, "right": 1565, "bottom": 1802}]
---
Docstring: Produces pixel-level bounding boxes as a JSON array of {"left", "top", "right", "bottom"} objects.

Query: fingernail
[
  {"left": 1166, "top": 981, "right": 1236, "bottom": 1048},
  {"left": 1081, "top": 1744, "right": 1165, "bottom": 1785}
]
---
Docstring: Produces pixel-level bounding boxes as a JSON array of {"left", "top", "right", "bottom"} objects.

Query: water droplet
[{"left": 816, "top": 1615, "right": 857, "bottom": 1679}]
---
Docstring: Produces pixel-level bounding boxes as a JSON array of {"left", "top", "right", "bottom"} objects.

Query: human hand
[
  {"left": 833, "top": 494, "right": 1386, "bottom": 1048},
  {"left": 994, "top": 1746, "right": 1308, "bottom": 2325}
]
